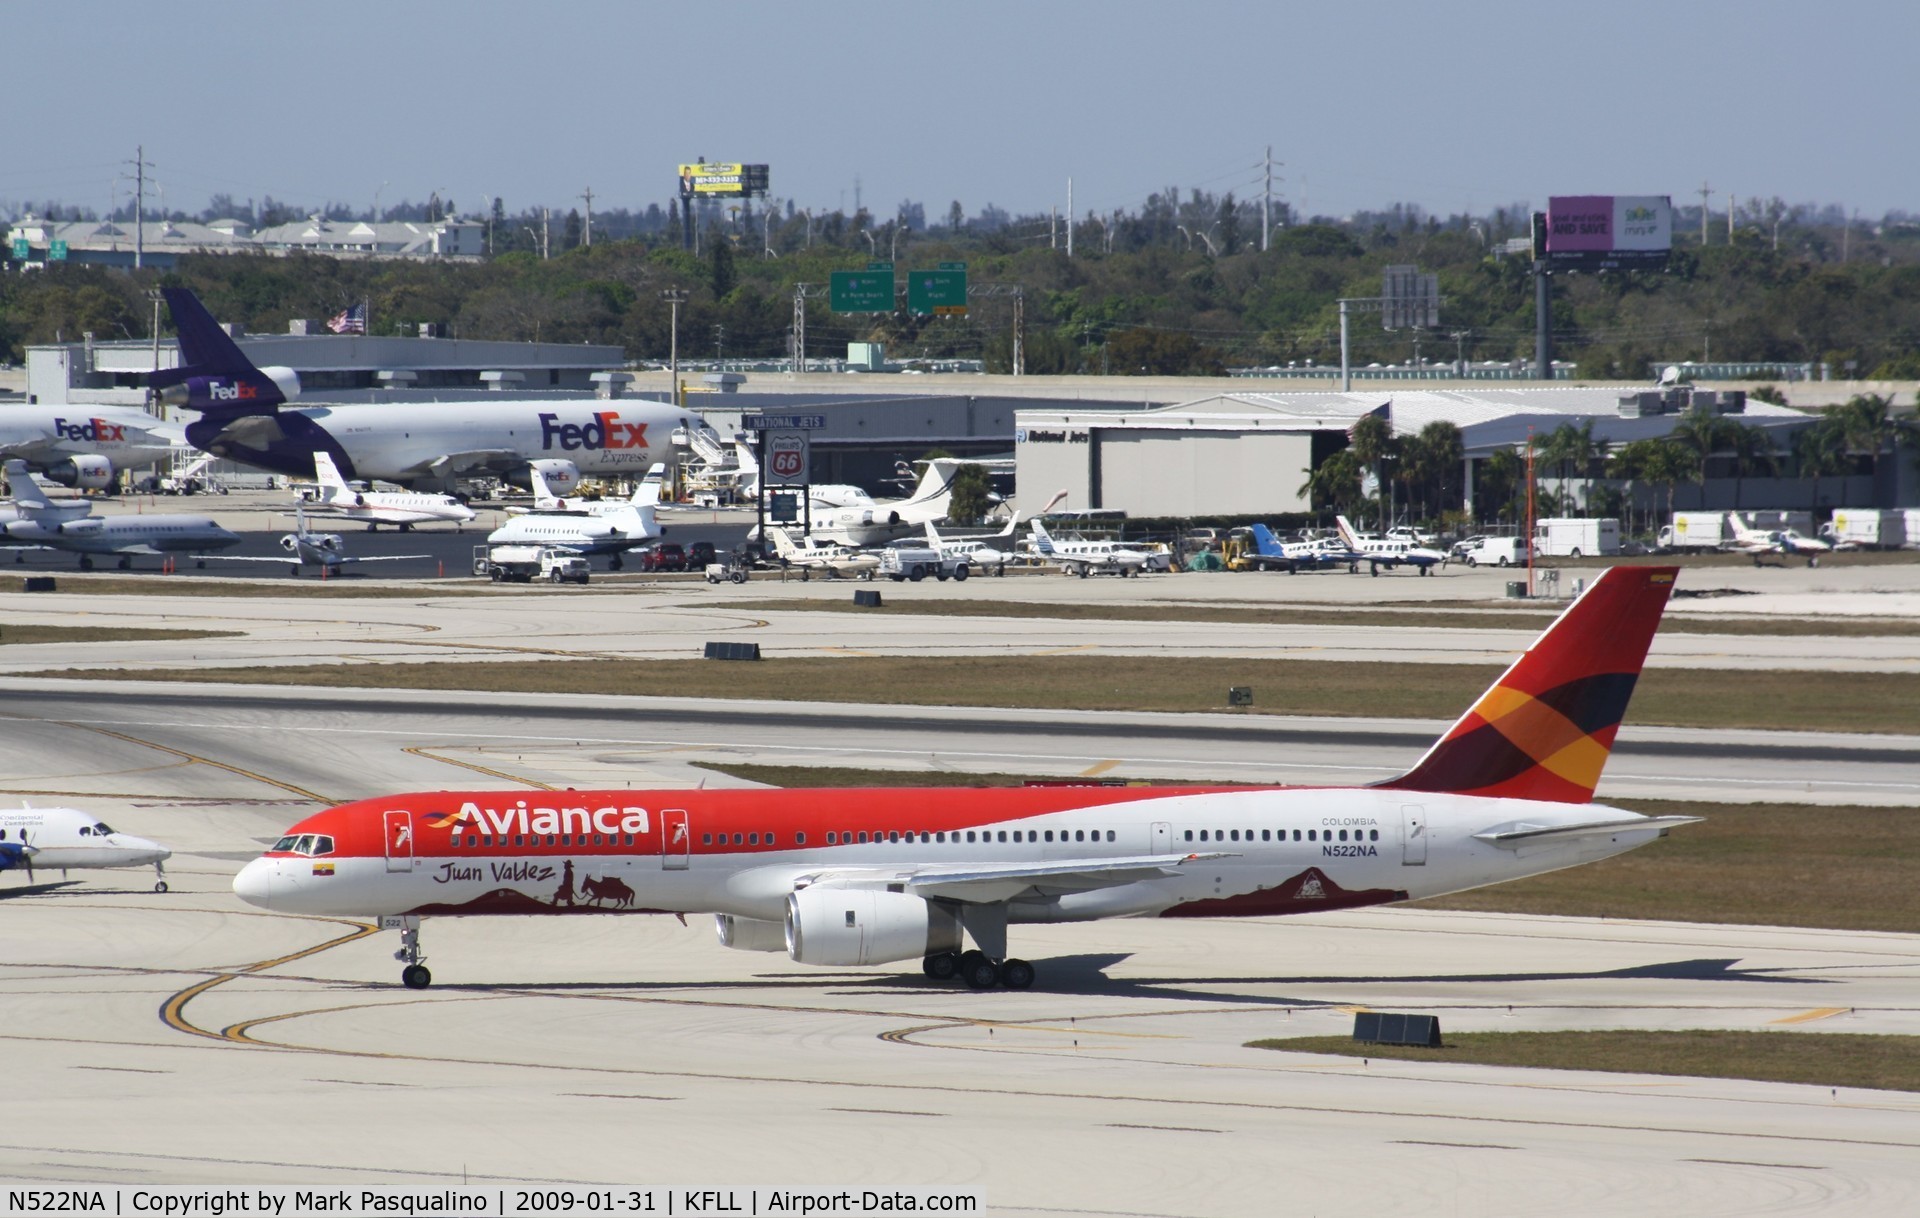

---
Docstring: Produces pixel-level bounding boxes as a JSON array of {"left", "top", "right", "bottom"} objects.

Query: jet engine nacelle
[
  {"left": 784, "top": 886, "right": 963, "bottom": 967},
  {"left": 715, "top": 914, "right": 788, "bottom": 953},
  {"left": 509, "top": 458, "right": 580, "bottom": 494},
  {"left": 57, "top": 518, "right": 105, "bottom": 536},
  {"left": 44, "top": 454, "right": 115, "bottom": 490},
  {"left": 159, "top": 367, "right": 301, "bottom": 412}
]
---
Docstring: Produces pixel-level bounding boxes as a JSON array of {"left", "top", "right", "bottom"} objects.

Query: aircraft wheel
[
  {"left": 117, "top": 556, "right": 133, "bottom": 570},
  {"left": 153, "top": 881, "right": 168, "bottom": 894},
  {"left": 1370, "top": 565, "right": 1380, "bottom": 577},
  {"left": 1077, "top": 566, "right": 1089, "bottom": 578},
  {"left": 801, "top": 568, "right": 810, "bottom": 582},
  {"left": 610, "top": 555, "right": 624, "bottom": 570},
  {"left": 79, "top": 556, "right": 94, "bottom": 570},
  {"left": 401, "top": 964, "right": 432, "bottom": 990},
  {"left": 1000, "top": 959, "right": 1035, "bottom": 990},
  {"left": 960, "top": 956, "right": 1001, "bottom": 991},
  {"left": 922, "top": 951, "right": 959, "bottom": 981},
  {"left": 290, "top": 566, "right": 301, "bottom": 577}
]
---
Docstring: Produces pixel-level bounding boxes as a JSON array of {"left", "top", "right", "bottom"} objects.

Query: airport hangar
[{"left": 1010, "top": 387, "right": 1832, "bottom": 518}]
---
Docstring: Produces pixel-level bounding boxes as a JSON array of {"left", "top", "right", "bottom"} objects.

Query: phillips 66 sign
[{"left": 767, "top": 432, "right": 808, "bottom": 483}]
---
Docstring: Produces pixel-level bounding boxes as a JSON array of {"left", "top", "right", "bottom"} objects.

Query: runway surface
[
  {"left": 4, "top": 532, "right": 1919, "bottom": 1214},
  {"left": 2, "top": 681, "right": 1915, "bottom": 807}
]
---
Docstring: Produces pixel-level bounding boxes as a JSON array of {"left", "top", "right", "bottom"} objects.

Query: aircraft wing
[
  {"left": 1472, "top": 816, "right": 1702, "bottom": 848},
  {"left": 809, "top": 851, "right": 1233, "bottom": 905},
  {"left": 0, "top": 438, "right": 60, "bottom": 463},
  {"left": 402, "top": 450, "right": 521, "bottom": 479}
]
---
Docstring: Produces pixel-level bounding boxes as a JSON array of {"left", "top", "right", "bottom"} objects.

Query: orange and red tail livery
[{"left": 1377, "top": 566, "right": 1677, "bottom": 803}]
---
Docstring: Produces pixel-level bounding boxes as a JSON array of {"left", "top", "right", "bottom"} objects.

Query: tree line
[
  {"left": 1297, "top": 394, "right": 1915, "bottom": 535},
  {"left": 5, "top": 189, "right": 1920, "bottom": 381}
]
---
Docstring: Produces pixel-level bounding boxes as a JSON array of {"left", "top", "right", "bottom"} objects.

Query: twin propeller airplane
[{"left": 234, "top": 566, "right": 1696, "bottom": 992}]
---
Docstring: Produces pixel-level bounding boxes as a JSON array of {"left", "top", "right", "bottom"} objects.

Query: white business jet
[{"left": 303, "top": 452, "right": 476, "bottom": 531}]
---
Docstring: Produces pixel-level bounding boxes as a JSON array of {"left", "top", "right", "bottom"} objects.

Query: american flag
[
  {"left": 327, "top": 303, "right": 366, "bottom": 334},
  {"left": 1346, "top": 400, "right": 1392, "bottom": 439}
]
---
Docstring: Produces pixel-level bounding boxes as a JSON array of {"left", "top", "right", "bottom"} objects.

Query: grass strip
[
  {"left": 0, "top": 625, "right": 240, "bottom": 646},
  {"left": 695, "top": 767, "right": 1919, "bottom": 934},
  {"left": 1248, "top": 1031, "right": 1920, "bottom": 1093},
  {"left": 0, "top": 575, "right": 487, "bottom": 599},
  {"left": 719, "top": 597, "right": 1920, "bottom": 638},
  {"left": 27, "top": 655, "right": 1920, "bottom": 735}
]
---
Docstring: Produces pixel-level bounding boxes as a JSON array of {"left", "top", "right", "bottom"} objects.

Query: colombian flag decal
[{"left": 312, "top": 863, "right": 335, "bottom": 877}]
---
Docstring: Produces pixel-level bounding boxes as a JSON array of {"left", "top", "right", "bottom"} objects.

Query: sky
[{"left": 10, "top": 0, "right": 1916, "bottom": 226}]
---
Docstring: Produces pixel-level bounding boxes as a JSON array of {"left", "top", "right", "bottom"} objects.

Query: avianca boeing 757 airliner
[{"left": 235, "top": 566, "right": 1694, "bottom": 991}]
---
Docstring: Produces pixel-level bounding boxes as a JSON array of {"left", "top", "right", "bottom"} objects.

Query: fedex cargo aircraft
[
  {"left": 235, "top": 567, "right": 1694, "bottom": 992},
  {"left": 151, "top": 288, "right": 713, "bottom": 492}
]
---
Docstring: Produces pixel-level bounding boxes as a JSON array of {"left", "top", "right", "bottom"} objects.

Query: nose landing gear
[{"left": 391, "top": 917, "right": 431, "bottom": 988}]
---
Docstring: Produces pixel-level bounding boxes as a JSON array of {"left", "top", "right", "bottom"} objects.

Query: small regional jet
[
  {"left": 222, "top": 506, "right": 428, "bottom": 576},
  {"left": 1335, "top": 515, "right": 1449, "bottom": 576},
  {"left": 1727, "top": 513, "right": 1833, "bottom": 566},
  {"left": 485, "top": 479, "right": 663, "bottom": 568},
  {"left": 1, "top": 805, "right": 172, "bottom": 891},
  {"left": 1029, "top": 518, "right": 1151, "bottom": 577},
  {"left": 1, "top": 460, "right": 242, "bottom": 569},
  {"left": 235, "top": 566, "right": 1694, "bottom": 991},
  {"left": 302, "top": 451, "right": 476, "bottom": 531},
  {"left": 766, "top": 526, "right": 880, "bottom": 580}
]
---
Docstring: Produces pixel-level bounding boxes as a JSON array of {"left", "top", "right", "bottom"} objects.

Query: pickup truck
[{"left": 472, "top": 544, "right": 591, "bottom": 584}]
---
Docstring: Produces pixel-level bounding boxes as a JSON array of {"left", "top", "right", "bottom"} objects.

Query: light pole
[
  {"left": 661, "top": 288, "right": 688, "bottom": 405},
  {"left": 373, "top": 181, "right": 388, "bottom": 224}
]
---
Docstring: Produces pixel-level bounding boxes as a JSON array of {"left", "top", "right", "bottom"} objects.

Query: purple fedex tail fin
[{"left": 149, "top": 288, "right": 296, "bottom": 416}]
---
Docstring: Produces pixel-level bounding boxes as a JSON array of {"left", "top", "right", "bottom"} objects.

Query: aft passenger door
[
  {"left": 1401, "top": 805, "right": 1427, "bottom": 866},
  {"left": 661, "top": 808, "right": 690, "bottom": 870}
]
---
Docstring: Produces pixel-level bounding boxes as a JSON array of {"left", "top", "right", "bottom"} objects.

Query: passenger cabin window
[{"left": 793, "top": 833, "right": 803, "bottom": 845}]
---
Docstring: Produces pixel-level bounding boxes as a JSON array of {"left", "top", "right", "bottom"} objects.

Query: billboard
[
  {"left": 1546, "top": 195, "right": 1672, "bottom": 270},
  {"left": 677, "top": 163, "right": 770, "bottom": 197}
]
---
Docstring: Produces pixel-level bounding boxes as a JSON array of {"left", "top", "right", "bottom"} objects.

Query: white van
[{"left": 1459, "top": 536, "right": 1528, "bottom": 567}]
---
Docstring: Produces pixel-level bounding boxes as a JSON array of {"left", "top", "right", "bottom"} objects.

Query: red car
[{"left": 636, "top": 543, "right": 687, "bottom": 572}]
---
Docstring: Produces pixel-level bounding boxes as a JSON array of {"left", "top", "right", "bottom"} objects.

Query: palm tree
[
  {"left": 1607, "top": 438, "right": 1664, "bottom": 536},
  {"left": 1347, "top": 411, "right": 1395, "bottom": 531},
  {"left": 1792, "top": 414, "right": 1853, "bottom": 509},
  {"left": 1668, "top": 409, "right": 1738, "bottom": 509},
  {"left": 1636, "top": 436, "right": 1695, "bottom": 523},
  {"left": 1724, "top": 422, "right": 1780, "bottom": 510},
  {"left": 1837, "top": 393, "right": 1904, "bottom": 495},
  {"left": 1412, "top": 420, "right": 1465, "bottom": 523},
  {"left": 1299, "top": 449, "right": 1364, "bottom": 519},
  {"left": 1478, "top": 448, "right": 1524, "bottom": 523},
  {"left": 1538, "top": 420, "right": 1601, "bottom": 515}
]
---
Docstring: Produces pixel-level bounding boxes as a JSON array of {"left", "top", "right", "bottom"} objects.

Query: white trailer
[
  {"left": 1532, "top": 517, "right": 1621, "bottom": 558},
  {"left": 1658, "top": 512, "right": 1731, "bottom": 552},
  {"left": 1824, "top": 508, "right": 1908, "bottom": 550}
]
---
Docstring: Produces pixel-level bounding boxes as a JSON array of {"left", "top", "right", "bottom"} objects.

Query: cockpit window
[
  {"left": 270, "top": 834, "right": 336, "bottom": 857},
  {"left": 93, "top": 822, "right": 114, "bottom": 835}
]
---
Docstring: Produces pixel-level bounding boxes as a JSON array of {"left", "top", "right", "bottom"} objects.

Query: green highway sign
[
  {"left": 10, "top": 238, "right": 28, "bottom": 260},
  {"left": 867, "top": 260, "right": 894, "bottom": 272},
  {"left": 908, "top": 267, "right": 968, "bottom": 316},
  {"left": 48, "top": 240, "right": 68, "bottom": 261},
  {"left": 938, "top": 261, "right": 967, "bottom": 270},
  {"left": 830, "top": 270, "right": 895, "bottom": 313}
]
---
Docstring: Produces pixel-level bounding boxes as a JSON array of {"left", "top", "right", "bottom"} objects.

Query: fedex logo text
[
  {"left": 206, "top": 380, "right": 262, "bottom": 402},
  {"left": 54, "top": 417, "right": 127, "bottom": 443},
  {"left": 539, "top": 412, "right": 649, "bottom": 452}
]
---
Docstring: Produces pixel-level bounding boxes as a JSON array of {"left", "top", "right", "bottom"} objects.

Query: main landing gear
[
  {"left": 153, "top": 858, "right": 168, "bottom": 894},
  {"left": 922, "top": 950, "right": 1035, "bottom": 990},
  {"left": 394, "top": 918, "right": 431, "bottom": 989}
]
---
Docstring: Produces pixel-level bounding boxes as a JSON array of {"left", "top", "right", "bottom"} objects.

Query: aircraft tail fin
[
  {"left": 4, "top": 459, "right": 55, "bottom": 511},
  {"left": 1030, "top": 518, "right": 1056, "bottom": 555},
  {"left": 1334, "top": 515, "right": 1362, "bottom": 549},
  {"left": 925, "top": 519, "right": 943, "bottom": 547},
  {"left": 150, "top": 289, "right": 298, "bottom": 415},
  {"left": 1374, "top": 566, "right": 1678, "bottom": 803},
  {"left": 311, "top": 450, "right": 350, "bottom": 492},
  {"left": 1249, "top": 523, "right": 1281, "bottom": 555}
]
